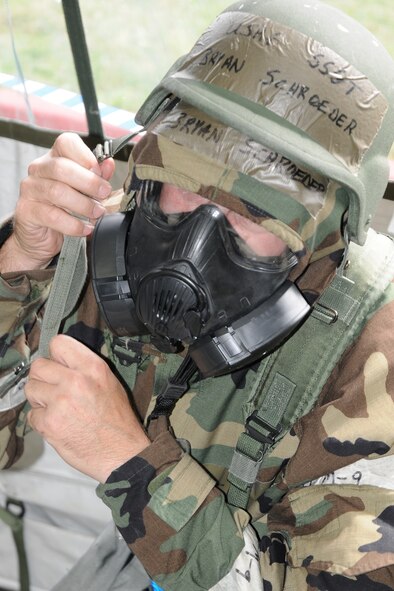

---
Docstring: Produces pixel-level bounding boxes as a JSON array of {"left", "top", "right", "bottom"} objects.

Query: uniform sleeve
[
  {"left": 97, "top": 429, "right": 250, "bottom": 591},
  {"left": 98, "top": 286, "right": 394, "bottom": 591},
  {"left": 0, "top": 267, "right": 53, "bottom": 467}
]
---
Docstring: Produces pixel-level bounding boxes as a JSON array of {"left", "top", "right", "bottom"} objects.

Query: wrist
[
  {"left": 97, "top": 432, "right": 151, "bottom": 484},
  {"left": 0, "top": 234, "right": 52, "bottom": 273}
]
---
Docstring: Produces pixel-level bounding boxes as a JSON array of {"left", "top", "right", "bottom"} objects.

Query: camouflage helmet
[{"left": 132, "top": 0, "right": 394, "bottom": 255}]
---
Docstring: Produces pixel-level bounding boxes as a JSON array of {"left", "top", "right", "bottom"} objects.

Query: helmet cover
[{"left": 131, "top": 0, "right": 394, "bottom": 262}]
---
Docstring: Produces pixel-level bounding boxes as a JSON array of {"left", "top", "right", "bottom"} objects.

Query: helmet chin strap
[
  {"left": 337, "top": 224, "right": 352, "bottom": 277},
  {"left": 189, "top": 280, "right": 310, "bottom": 378}
]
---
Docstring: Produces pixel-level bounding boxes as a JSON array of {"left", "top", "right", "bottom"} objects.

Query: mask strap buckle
[
  {"left": 147, "top": 355, "right": 198, "bottom": 429},
  {"left": 93, "top": 129, "right": 144, "bottom": 163}
]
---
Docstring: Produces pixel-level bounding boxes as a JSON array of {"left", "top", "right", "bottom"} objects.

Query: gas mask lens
[
  {"left": 136, "top": 181, "right": 294, "bottom": 270},
  {"left": 92, "top": 179, "right": 310, "bottom": 377}
]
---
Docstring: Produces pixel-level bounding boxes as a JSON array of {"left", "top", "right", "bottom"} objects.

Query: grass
[
  {"left": 1, "top": 0, "right": 231, "bottom": 110},
  {"left": 1, "top": 0, "right": 393, "bottom": 111},
  {"left": 1, "top": 0, "right": 393, "bottom": 158}
]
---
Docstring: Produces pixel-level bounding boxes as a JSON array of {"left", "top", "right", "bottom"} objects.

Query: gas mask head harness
[{"left": 91, "top": 177, "right": 311, "bottom": 378}]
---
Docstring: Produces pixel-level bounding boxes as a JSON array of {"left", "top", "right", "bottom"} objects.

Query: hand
[
  {"left": 1, "top": 132, "right": 115, "bottom": 272},
  {"left": 26, "top": 335, "right": 150, "bottom": 482}
]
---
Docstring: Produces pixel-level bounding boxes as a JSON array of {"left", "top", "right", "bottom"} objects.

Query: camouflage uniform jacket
[{"left": 1, "top": 225, "right": 394, "bottom": 591}]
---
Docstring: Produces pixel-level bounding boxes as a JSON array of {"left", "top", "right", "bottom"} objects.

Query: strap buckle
[
  {"left": 93, "top": 130, "right": 143, "bottom": 163},
  {"left": 6, "top": 498, "right": 25, "bottom": 518},
  {"left": 245, "top": 411, "right": 282, "bottom": 445},
  {"left": 93, "top": 139, "right": 114, "bottom": 163}
]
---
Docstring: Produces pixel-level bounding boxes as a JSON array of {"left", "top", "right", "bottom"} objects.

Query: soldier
[{"left": 1, "top": 0, "right": 394, "bottom": 589}]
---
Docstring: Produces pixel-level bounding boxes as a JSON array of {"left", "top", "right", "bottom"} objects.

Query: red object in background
[
  {"left": 0, "top": 85, "right": 393, "bottom": 180},
  {"left": 0, "top": 87, "right": 136, "bottom": 139}
]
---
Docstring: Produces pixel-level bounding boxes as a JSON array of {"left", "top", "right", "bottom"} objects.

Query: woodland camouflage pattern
[
  {"left": 0, "top": 120, "right": 393, "bottom": 591},
  {"left": 2, "top": 0, "right": 394, "bottom": 587},
  {"left": 1, "top": 219, "right": 394, "bottom": 590},
  {"left": 0, "top": 127, "right": 392, "bottom": 591}
]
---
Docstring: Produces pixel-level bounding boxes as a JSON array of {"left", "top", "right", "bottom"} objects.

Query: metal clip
[
  {"left": 0, "top": 361, "right": 31, "bottom": 400},
  {"left": 93, "top": 139, "right": 114, "bottom": 163}
]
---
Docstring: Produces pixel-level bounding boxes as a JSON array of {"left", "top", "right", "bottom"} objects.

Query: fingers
[
  {"left": 48, "top": 334, "right": 100, "bottom": 370},
  {"left": 27, "top": 407, "right": 46, "bottom": 435},
  {"left": 21, "top": 133, "right": 113, "bottom": 228},
  {"left": 23, "top": 134, "right": 113, "bottom": 224},
  {"left": 27, "top": 154, "right": 112, "bottom": 205},
  {"left": 27, "top": 336, "right": 114, "bottom": 417},
  {"left": 50, "top": 132, "right": 101, "bottom": 170},
  {"left": 19, "top": 175, "right": 106, "bottom": 226},
  {"left": 25, "top": 334, "right": 151, "bottom": 482},
  {"left": 10, "top": 132, "right": 115, "bottom": 269},
  {"left": 26, "top": 356, "right": 67, "bottom": 408},
  {"left": 28, "top": 336, "right": 95, "bottom": 385},
  {"left": 26, "top": 382, "right": 68, "bottom": 440},
  {"left": 99, "top": 157, "right": 116, "bottom": 182},
  {"left": 29, "top": 356, "right": 65, "bottom": 384},
  {"left": 50, "top": 132, "right": 115, "bottom": 185}
]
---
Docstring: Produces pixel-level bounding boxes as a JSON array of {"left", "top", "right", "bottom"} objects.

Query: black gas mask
[{"left": 91, "top": 180, "right": 310, "bottom": 377}]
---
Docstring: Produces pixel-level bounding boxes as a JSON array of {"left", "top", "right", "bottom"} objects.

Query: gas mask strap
[
  {"left": 93, "top": 129, "right": 144, "bottom": 163},
  {"left": 147, "top": 355, "right": 198, "bottom": 435}
]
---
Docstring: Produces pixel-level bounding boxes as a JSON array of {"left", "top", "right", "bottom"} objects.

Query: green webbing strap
[
  {"left": 0, "top": 499, "right": 29, "bottom": 591},
  {"left": 38, "top": 125, "right": 145, "bottom": 360},
  {"left": 38, "top": 235, "right": 87, "bottom": 359},
  {"left": 228, "top": 230, "right": 394, "bottom": 508},
  {"left": 18, "top": 141, "right": 135, "bottom": 588},
  {"left": 38, "top": 1, "right": 105, "bottom": 356},
  {"left": 227, "top": 363, "right": 292, "bottom": 508},
  {"left": 20, "top": 234, "right": 87, "bottom": 422},
  {"left": 61, "top": 0, "right": 104, "bottom": 143}
]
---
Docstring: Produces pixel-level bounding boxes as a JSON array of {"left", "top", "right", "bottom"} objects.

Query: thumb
[
  {"left": 100, "top": 157, "right": 116, "bottom": 181},
  {"left": 49, "top": 334, "right": 94, "bottom": 370},
  {"left": 90, "top": 158, "right": 115, "bottom": 182}
]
